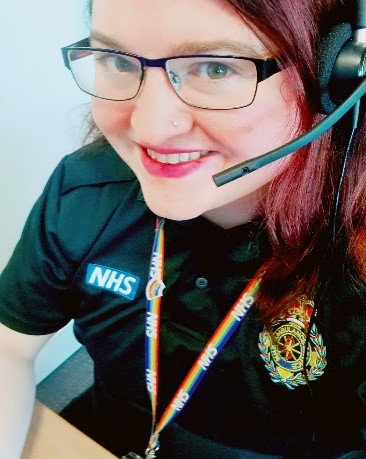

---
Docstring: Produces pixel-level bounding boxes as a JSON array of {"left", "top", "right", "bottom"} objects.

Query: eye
[
  {"left": 95, "top": 52, "right": 140, "bottom": 74},
  {"left": 194, "top": 61, "right": 235, "bottom": 80}
]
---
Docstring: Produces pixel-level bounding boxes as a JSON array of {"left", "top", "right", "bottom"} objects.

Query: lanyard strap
[{"left": 144, "top": 218, "right": 261, "bottom": 457}]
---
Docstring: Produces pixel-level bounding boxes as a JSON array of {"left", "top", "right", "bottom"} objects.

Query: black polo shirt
[{"left": 1, "top": 141, "right": 366, "bottom": 458}]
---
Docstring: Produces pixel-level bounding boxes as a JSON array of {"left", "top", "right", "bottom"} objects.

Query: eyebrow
[{"left": 89, "top": 30, "right": 266, "bottom": 58}]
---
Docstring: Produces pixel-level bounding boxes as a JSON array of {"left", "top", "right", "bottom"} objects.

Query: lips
[
  {"left": 146, "top": 148, "right": 209, "bottom": 164},
  {"left": 141, "top": 147, "right": 212, "bottom": 178}
]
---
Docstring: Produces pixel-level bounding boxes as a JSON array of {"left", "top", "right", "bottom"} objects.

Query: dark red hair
[{"left": 225, "top": 0, "right": 366, "bottom": 321}]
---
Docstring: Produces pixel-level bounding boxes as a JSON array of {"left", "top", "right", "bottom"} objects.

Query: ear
[{"left": 318, "top": 22, "right": 353, "bottom": 115}]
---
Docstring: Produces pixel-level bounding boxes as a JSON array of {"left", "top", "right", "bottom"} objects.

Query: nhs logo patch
[{"left": 86, "top": 264, "right": 140, "bottom": 300}]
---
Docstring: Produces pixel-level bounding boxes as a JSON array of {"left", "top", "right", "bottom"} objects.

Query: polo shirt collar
[{"left": 174, "top": 216, "right": 269, "bottom": 264}]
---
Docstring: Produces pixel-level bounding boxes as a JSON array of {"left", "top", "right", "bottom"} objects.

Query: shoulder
[{"left": 27, "top": 140, "right": 147, "bottom": 262}]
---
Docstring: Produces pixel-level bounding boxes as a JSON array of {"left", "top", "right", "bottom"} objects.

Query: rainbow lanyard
[{"left": 144, "top": 218, "right": 262, "bottom": 458}]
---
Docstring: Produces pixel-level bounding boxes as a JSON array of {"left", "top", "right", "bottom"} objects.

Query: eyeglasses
[{"left": 61, "top": 38, "right": 281, "bottom": 110}]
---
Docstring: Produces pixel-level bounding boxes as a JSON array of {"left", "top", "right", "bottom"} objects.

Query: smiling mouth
[{"left": 146, "top": 149, "right": 210, "bottom": 164}]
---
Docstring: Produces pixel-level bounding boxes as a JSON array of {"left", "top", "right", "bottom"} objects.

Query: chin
[{"left": 145, "top": 199, "right": 203, "bottom": 221}]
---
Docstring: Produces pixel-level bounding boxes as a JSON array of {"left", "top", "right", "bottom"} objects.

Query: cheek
[
  {"left": 255, "top": 74, "right": 298, "bottom": 127},
  {"left": 241, "top": 76, "right": 299, "bottom": 147},
  {"left": 91, "top": 99, "right": 131, "bottom": 137},
  {"left": 206, "top": 73, "right": 299, "bottom": 151}
]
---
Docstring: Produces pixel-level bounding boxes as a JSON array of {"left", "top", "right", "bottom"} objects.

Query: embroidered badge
[{"left": 258, "top": 296, "right": 327, "bottom": 390}]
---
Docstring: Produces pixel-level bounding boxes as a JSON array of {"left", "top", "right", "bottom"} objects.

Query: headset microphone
[
  {"left": 212, "top": 79, "right": 366, "bottom": 187},
  {"left": 213, "top": 0, "right": 366, "bottom": 188}
]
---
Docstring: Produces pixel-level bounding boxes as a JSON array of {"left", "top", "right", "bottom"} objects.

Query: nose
[{"left": 130, "top": 68, "right": 193, "bottom": 145}]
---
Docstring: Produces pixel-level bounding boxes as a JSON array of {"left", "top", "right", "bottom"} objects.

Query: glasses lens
[
  {"left": 66, "top": 49, "right": 142, "bottom": 101},
  {"left": 166, "top": 56, "right": 258, "bottom": 109}
]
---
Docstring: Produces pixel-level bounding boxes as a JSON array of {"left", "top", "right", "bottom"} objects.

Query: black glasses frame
[{"left": 61, "top": 38, "right": 281, "bottom": 110}]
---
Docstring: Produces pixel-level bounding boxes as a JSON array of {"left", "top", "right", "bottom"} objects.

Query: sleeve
[{"left": 0, "top": 156, "right": 78, "bottom": 335}]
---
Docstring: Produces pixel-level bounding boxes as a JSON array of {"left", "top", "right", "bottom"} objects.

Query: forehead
[{"left": 91, "top": 0, "right": 268, "bottom": 57}]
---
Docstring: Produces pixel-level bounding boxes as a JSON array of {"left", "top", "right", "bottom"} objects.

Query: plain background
[{"left": 1, "top": 1, "right": 92, "bottom": 381}]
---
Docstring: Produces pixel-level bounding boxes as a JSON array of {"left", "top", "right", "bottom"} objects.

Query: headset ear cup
[{"left": 318, "top": 22, "right": 352, "bottom": 114}]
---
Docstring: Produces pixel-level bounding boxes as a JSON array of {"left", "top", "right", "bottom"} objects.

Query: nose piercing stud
[{"left": 172, "top": 120, "right": 179, "bottom": 127}]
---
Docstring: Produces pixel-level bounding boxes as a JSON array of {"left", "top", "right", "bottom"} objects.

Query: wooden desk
[{"left": 22, "top": 400, "right": 118, "bottom": 459}]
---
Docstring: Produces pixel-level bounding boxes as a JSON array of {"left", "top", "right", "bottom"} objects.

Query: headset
[{"left": 213, "top": 0, "right": 366, "bottom": 187}]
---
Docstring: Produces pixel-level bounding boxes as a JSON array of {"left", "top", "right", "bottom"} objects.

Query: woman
[{"left": 0, "top": 0, "right": 365, "bottom": 457}]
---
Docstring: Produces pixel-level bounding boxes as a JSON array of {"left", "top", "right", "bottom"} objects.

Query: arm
[{"left": 0, "top": 322, "right": 55, "bottom": 459}]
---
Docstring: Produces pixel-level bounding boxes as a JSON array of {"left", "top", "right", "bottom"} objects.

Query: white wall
[{"left": 1, "top": 1, "right": 92, "bottom": 381}]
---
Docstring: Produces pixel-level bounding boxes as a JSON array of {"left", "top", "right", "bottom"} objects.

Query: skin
[{"left": 91, "top": 0, "right": 300, "bottom": 228}]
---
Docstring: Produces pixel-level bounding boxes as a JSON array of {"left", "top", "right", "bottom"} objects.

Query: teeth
[
  {"left": 147, "top": 149, "right": 209, "bottom": 164},
  {"left": 190, "top": 152, "right": 200, "bottom": 160},
  {"left": 166, "top": 154, "right": 180, "bottom": 164},
  {"left": 179, "top": 153, "right": 190, "bottom": 162},
  {"left": 156, "top": 153, "right": 167, "bottom": 163}
]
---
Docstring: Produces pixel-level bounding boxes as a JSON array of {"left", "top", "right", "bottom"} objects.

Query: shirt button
[{"left": 195, "top": 277, "right": 208, "bottom": 289}]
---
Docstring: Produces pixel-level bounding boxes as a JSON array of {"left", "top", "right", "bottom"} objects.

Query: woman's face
[{"left": 91, "top": 0, "right": 299, "bottom": 226}]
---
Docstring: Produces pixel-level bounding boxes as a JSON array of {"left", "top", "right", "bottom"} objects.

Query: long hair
[
  {"left": 85, "top": 0, "right": 366, "bottom": 320},
  {"left": 225, "top": 0, "right": 366, "bottom": 320}
]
